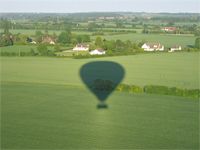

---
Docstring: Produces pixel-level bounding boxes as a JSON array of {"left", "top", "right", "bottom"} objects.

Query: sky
[{"left": 0, "top": 0, "right": 199, "bottom": 13}]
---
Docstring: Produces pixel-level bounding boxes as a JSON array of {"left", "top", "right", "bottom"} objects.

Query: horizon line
[{"left": 0, "top": 11, "right": 199, "bottom": 14}]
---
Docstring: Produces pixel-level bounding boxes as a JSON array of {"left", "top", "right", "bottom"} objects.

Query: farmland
[
  {"left": 1, "top": 81, "right": 199, "bottom": 149},
  {"left": 0, "top": 29, "right": 196, "bottom": 48},
  {"left": 97, "top": 33, "right": 196, "bottom": 47},
  {"left": 1, "top": 52, "right": 199, "bottom": 149},
  {"left": 1, "top": 12, "right": 199, "bottom": 149},
  {"left": 1, "top": 52, "right": 199, "bottom": 89}
]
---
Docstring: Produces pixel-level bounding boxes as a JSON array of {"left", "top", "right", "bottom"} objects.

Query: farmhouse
[
  {"left": 73, "top": 44, "right": 89, "bottom": 51},
  {"left": 141, "top": 43, "right": 164, "bottom": 51},
  {"left": 89, "top": 49, "right": 106, "bottom": 55},
  {"left": 169, "top": 45, "right": 182, "bottom": 52},
  {"left": 42, "top": 36, "right": 55, "bottom": 45},
  {"left": 161, "top": 27, "right": 177, "bottom": 32},
  {"left": 30, "top": 41, "right": 37, "bottom": 44}
]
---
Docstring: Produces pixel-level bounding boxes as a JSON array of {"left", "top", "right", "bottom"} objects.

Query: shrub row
[{"left": 116, "top": 84, "right": 199, "bottom": 99}]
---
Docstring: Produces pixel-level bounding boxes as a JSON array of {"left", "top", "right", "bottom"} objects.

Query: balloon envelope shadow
[{"left": 79, "top": 61, "right": 125, "bottom": 109}]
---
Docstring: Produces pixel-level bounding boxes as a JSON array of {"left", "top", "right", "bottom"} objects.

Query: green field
[
  {"left": 1, "top": 52, "right": 199, "bottom": 89},
  {"left": 0, "top": 45, "right": 73, "bottom": 53},
  {"left": 0, "top": 29, "right": 196, "bottom": 48},
  {"left": 96, "top": 33, "right": 196, "bottom": 48},
  {"left": 0, "top": 29, "right": 93, "bottom": 35},
  {"left": 1, "top": 53, "right": 199, "bottom": 149},
  {"left": 0, "top": 45, "right": 38, "bottom": 52}
]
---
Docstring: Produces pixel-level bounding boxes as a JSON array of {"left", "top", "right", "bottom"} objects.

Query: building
[
  {"left": 42, "top": 36, "right": 56, "bottom": 45},
  {"left": 73, "top": 44, "right": 89, "bottom": 51},
  {"left": 141, "top": 43, "right": 164, "bottom": 51},
  {"left": 169, "top": 45, "right": 182, "bottom": 52},
  {"left": 30, "top": 41, "right": 37, "bottom": 44},
  {"left": 89, "top": 49, "right": 106, "bottom": 55},
  {"left": 161, "top": 27, "right": 177, "bottom": 32}
]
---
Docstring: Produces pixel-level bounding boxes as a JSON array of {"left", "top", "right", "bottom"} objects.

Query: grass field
[
  {"left": 0, "top": 45, "right": 73, "bottom": 53},
  {"left": 96, "top": 33, "right": 196, "bottom": 48},
  {"left": 1, "top": 81, "right": 199, "bottom": 149},
  {"left": 1, "top": 52, "right": 199, "bottom": 89},
  {"left": 0, "top": 45, "right": 38, "bottom": 52},
  {"left": 1, "top": 53, "right": 199, "bottom": 149}
]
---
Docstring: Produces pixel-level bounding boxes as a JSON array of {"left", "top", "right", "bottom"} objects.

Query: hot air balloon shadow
[{"left": 79, "top": 61, "right": 125, "bottom": 109}]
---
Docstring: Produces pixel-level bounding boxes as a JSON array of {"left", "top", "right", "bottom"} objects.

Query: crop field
[
  {"left": 1, "top": 52, "right": 199, "bottom": 89},
  {"left": 1, "top": 52, "right": 199, "bottom": 149},
  {"left": 1, "top": 81, "right": 199, "bottom": 149}
]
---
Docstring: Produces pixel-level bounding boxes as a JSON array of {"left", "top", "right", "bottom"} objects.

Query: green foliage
[
  {"left": 37, "top": 44, "right": 55, "bottom": 56},
  {"left": 54, "top": 44, "right": 61, "bottom": 52},
  {"left": 117, "top": 83, "right": 199, "bottom": 98},
  {"left": 35, "top": 30, "right": 43, "bottom": 43},
  {"left": 103, "top": 40, "right": 116, "bottom": 50},
  {"left": 58, "top": 31, "right": 71, "bottom": 44},
  {"left": 194, "top": 37, "right": 200, "bottom": 49},
  {"left": 129, "top": 85, "right": 143, "bottom": 93},
  {"left": 95, "top": 36, "right": 103, "bottom": 48},
  {"left": 75, "top": 34, "right": 90, "bottom": 43},
  {"left": 0, "top": 34, "right": 14, "bottom": 46},
  {"left": 37, "top": 44, "right": 48, "bottom": 55},
  {"left": 144, "top": 85, "right": 199, "bottom": 98},
  {"left": 0, "top": 18, "right": 11, "bottom": 34}
]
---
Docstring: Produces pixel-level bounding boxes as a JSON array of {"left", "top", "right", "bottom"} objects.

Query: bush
[
  {"left": 116, "top": 84, "right": 199, "bottom": 98},
  {"left": 144, "top": 85, "right": 199, "bottom": 98},
  {"left": 116, "top": 84, "right": 143, "bottom": 94},
  {"left": 144, "top": 85, "right": 169, "bottom": 95},
  {"left": 129, "top": 85, "right": 143, "bottom": 93}
]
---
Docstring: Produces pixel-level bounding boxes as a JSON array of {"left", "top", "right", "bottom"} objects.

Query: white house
[
  {"left": 30, "top": 41, "right": 37, "bottom": 44},
  {"left": 89, "top": 49, "right": 106, "bottom": 55},
  {"left": 73, "top": 44, "right": 89, "bottom": 51},
  {"left": 161, "top": 27, "right": 177, "bottom": 32},
  {"left": 141, "top": 43, "right": 164, "bottom": 51},
  {"left": 50, "top": 41, "right": 55, "bottom": 45},
  {"left": 169, "top": 45, "right": 182, "bottom": 52}
]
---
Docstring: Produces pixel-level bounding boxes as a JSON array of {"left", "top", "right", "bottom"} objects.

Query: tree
[
  {"left": 103, "top": 40, "right": 115, "bottom": 50},
  {"left": 76, "top": 34, "right": 90, "bottom": 43},
  {"left": 115, "top": 39, "right": 124, "bottom": 50},
  {"left": 35, "top": 31, "right": 43, "bottom": 43},
  {"left": 95, "top": 36, "right": 103, "bottom": 48},
  {"left": 195, "top": 37, "right": 200, "bottom": 49},
  {"left": 58, "top": 31, "right": 71, "bottom": 44},
  {"left": 81, "top": 35, "right": 90, "bottom": 42},
  {"left": 1, "top": 19, "right": 11, "bottom": 34},
  {"left": 0, "top": 35, "right": 13, "bottom": 46}
]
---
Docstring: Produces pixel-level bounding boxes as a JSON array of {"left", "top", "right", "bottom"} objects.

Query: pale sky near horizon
[{"left": 0, "top": 0, "right": 199, "bottom": 13}]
